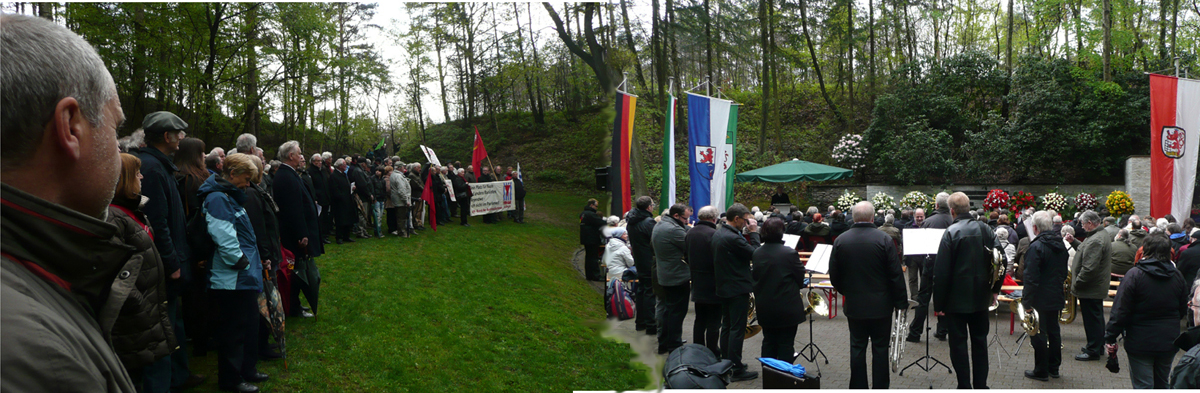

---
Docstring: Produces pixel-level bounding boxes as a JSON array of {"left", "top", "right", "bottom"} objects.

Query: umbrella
[
  {"left": 259, "top": 265, "right": 287, "bottom": 368},
  {"left": 734, "top": 159, "right": 853, "bottom": 183}
]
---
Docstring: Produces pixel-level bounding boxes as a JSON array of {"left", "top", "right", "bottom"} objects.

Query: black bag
[
  {"left": 663, "top": 344, "right": 734, "bottom": 389},
  {"left": 186, "top": 206, "right": 215, "bottom": 262}
]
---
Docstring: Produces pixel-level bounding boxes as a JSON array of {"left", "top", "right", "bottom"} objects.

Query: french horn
[
  {"left": 803, "top": 290, "right": 830, "bottom": 317},
  {"left": 988, "top": 247, "right": 1005, "bottom": 311},
  {"left": 746, "top": 293, "right": 763, "bottom": 339},
  {"left": 1011, "top": 297, "right": 1040, "bottom": 336}
]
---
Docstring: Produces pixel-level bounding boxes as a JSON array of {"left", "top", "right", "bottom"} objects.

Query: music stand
[
  {"left": 798, "top": 270, "right": 829, "bottom": 365},
  {"left": 899, "top": 258, "right": 951, "bottom": 388},
  {"left": 987, "top": 302, "right": 1012, "bottom": 367}
]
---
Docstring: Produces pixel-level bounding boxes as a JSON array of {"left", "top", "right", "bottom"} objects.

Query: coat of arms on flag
[{"left": 1163, "top": 126, "right": 1186, "bottom": 159}]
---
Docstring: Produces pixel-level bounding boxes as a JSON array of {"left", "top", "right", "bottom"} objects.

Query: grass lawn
[{"left": 188, "top": 192, "right": 649, "bottom": 392}]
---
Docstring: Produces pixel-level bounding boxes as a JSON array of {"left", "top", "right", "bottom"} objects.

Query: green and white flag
[
  {"left": 661, "top": 93, "right": 677, "bottom": 209},
  {"left": 723, "top": 104, "right": 739, "bottom": 208}
]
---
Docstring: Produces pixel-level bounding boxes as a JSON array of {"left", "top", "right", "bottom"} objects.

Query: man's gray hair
[
  {"left": 1, "top": 15, "right": 117, "bottom": 170},
  {"left": 278, "top": 140, "right": 301, "bottom": 161},
  {"left": 935, "top": 192, "right": 951, "bottom": 210},
  {"left": 210, "top": 147, "right": 225, "bottom": 156},
  {"left": 1032, "top": 211, "right": 1053, "bottom": 233},
  {"left": 1052, "top": 215, "right": 1063, "bottom": 224},
  {"left": 321, "top": 151, "right": 332, "bottom": 161},
  {"left": 806, "top": 206, "right": 818, "bottom": 216},
  {"left": 310, "top": 153, "right": 323, "bottom": 162},
  {"left": 334, "top": 158, "right": 346, "bottom": 167},
  {"left": 698, "top": 206, "right": 719, "bottom": 222},
  {"left": 995, "top": 227, "right": 1009, "bottom": 240},
  {"left": 456, "top": 168, "right": 465, "bottom": 175},
  {"left": 119, "top": 129, "right": 145, "bottom": 152},
  {"left": 1060, "top": 225, "right": 1075, "bottom": 236},
  {"left": 852, "top": 201, "right": 875, "bottom": 222},
  {"left": 1103, "top": 216, "right": 1116, "bottom": 225},
  {"left": 205, "top": 151, "right": 222, "bottom": 169},
  {"left": 1080, "top": 210, "right": 1101, "bottom": 225},
  {"left": 884, "top": 214, "right": 895, "bottom": 225},
  {"left": 236, "top": 133, "right": 257, "bottom": 153}
]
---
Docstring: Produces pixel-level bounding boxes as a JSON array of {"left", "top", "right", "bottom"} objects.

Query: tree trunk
[
  {"left": 869, "top": 0, "right": 875, "bottom": 98},
  {"left": 705, "top": 0, "right": 714, "bottom": 90},
  {"left": 758, "top": 0, "right": 771, "bottom": 154},
  {"left": 528, "top": 3, "right": 546, "bottom": 124},
  {"left": 620, "top": 0, "right": 648, "bottom": 91},
  {"left": 800, "top": 0, "right": 847, "bottom": 127},
  {"left": 1102, "top": 0, "right": 1112, "bottom": 81},
  {"left": 434, "top": 4, "right": 451, "bottom": 122},
  {"left": 847, "top": 0, "right": 854, "bottom": 127},
  {"left": 1007, "top": 0, "right": 1014, "bottom": 76},
  {"left": 243, "top": 3, "right": 260, "bottom": 136}
]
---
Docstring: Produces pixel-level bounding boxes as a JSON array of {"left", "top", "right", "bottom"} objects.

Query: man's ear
[{"left": 51, "top": 97, "right": 84, "bottom": 161}]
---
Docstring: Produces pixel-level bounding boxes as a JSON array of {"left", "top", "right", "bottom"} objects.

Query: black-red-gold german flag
[{"left": 610, "top": 91, "right": 637, "bottom": 216}]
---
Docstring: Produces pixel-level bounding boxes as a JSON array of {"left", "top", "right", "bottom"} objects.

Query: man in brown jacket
[{"left": 1, "top": 14, "right": 137, "bottom": 392}]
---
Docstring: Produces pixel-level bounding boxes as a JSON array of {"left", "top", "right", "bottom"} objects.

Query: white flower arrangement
[
  {"left": 900, "top": 191, "right": 933, "bottom": 211},
  {"left": 871, "top": 192, "right": 896, "bottom": 213},
  {"left": 836, "top": 189, "right": 863, "bottom": 211},
  {"left": 1041, "top": 192, "right": 1068, "bottom": 212}
]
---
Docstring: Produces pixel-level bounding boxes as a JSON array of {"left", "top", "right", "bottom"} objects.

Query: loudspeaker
[{"left": 594, "top": 167, "right": 609, "bottom": 191}]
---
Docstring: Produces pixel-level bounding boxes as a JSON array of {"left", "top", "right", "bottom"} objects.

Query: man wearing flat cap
[{"left": 136, "top": 110, "right": 205, "bottom": 391}]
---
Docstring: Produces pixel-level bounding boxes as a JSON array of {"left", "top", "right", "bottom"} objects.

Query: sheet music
[
  {"left": 782, "top": 234, "right": 801, "bottom": 250},
  {"left": 806, "top": 244, "right": 832, "bottom": 273},
  {"left": 903, "top": 228, "right": 946, "bottom": 255}
]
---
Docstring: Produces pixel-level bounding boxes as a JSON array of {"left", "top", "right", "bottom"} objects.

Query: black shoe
[
  {"left": 220, "top": 382, "right": 258, "bottom": 393},
  {"left": 321, "top": 239, "right": 331, "bottom": 244},
  {"left": 1075, "top": 352, "right": 1101, "bottom": 361},
  {"left": 336, "top": 239, "right": 343, "bottom": 244},
  {"left": 1024, "top": 370, "right": 1049, "bottom": 381},
  {"left": 176, "top": 374, "right": 206, "bottom": 391},
  {"left": 344, "top": 238, "right": 355, "bottom": 243},
  {"left": 730, "top": 370, "right": 759, "bottom": 382},
  {"left": 645, "top": 328, "right": 657, "bottom": 335},
  {"left": 934, "top": 333, "right": 947, "bottom": 341},
  {"left": 906, "top": 335, "right": 921, "bottom": 343},
  {"left": 1049, "top": 370, "right": 1061, "bottom": 379},
  {"left": 461, "top": 223, "right": 471, "bottom": 227},
  {"left": 244, "top": 372, "right": 269, "bottom": 383}
]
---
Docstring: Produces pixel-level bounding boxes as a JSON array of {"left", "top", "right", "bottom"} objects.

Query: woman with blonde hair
[
  {"left": 106, "top": 153, "right": 179, "bottom": 390},
  {"left": 198, "top": 153, "right": 266, "bottom": 393}
]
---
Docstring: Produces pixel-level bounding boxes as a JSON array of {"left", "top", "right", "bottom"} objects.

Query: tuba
[
  {"left": 802, "top": 291, "right": 830, "bottom": 317},
  {"left": 746, "top": 294, "right": 763, "bottom": 339},
  {"left": 1059, "top": 271, "right": 1077, "bottom": 324},
  {"left": 1011, "top": 297, "right": 1040, "bottom": 336},
  {"left": 890, "top": 299, "right": 918, "bottom": 372},
  {"left": 988, "top": 247, "right": 1005, "bottom": 311}
]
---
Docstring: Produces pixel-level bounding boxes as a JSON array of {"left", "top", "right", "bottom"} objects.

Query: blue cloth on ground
[{"left": 758, "top": 357, "right": 806, "bottom": 378}]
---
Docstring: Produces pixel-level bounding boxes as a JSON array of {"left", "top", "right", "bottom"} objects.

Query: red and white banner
[{"left": 1149, "top": 74, "right": 1200, "bottom": 220}]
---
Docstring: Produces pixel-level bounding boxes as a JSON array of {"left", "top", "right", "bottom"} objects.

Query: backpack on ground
[
  {"left": 663, "top": 344, "right": 734, "bottom": 389},
  {"left": 604, "top": 278, "right": 635, "bottom": 320}
]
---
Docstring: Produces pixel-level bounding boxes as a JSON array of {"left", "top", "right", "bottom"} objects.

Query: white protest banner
[
  {"left": 468, "top": 181, "right": 515, "bottom": 216},
  {"left": 419, "top": 145, "right": 441, "bottom": 166},
  {"left": 903, "top": 228, "right": 946, "bottom": 255}
]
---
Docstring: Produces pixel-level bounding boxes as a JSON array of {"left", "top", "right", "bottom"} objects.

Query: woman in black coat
[
  {"left": 1105, "top": 234, "right": 1190, "bottom": 389},
  {"left": 751, "top": 218, "right": 808, "bottom": 362},
  {"left": 579, "top": 199, "right": 606, "bottom": 282}
]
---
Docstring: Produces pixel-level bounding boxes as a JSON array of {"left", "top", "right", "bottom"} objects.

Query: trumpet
[
  {"left": 890, "top": 299, "right": 918, "bottom": 373},
  {"left": 1011, "top": 297, "right": 1040, "bottom": 336},
  {"left": 1059, "top": 271, "right": 1077, "bottom": 324}
]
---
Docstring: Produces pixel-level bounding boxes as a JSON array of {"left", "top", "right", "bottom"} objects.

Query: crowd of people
[
  {"left": 585, "top": 188, "right": 1200, "bottom": 389},
  {"left": 0, "top": 15, "right": 528, "bottom": 393}
]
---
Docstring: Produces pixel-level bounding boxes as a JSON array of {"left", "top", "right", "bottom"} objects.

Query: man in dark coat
[
  {"left": 652, "top": 203, "right": 692, "bottom": 354},
  {"left": 512, "top": 171, "right": 526, "bottom": 224},
  {"left": 932, "top": 192, "right": 1001, "bottom": 389},
  {"left": 136, "top": 111, "right": 203, "bottom": 391},
  {"left": 712, "top": 203, "right": 761, "bottom": 382},
  {"left": 829, "top": 202, "right": 908, "bottom": 389},
  {"left": 273, "top": 142, "right": 323, "bottom": 317},
  {"left": 578, "top": 199, "right": 605, "bottom": 281},
  {"left": 477, "top": 167, "right": 497, "bottom": 224},
  {"left": 1021, "top": 211, "right": 1070, "bottom": 381},
  {"left": 452, "top": 169, "right": 473, "bottom": 226},
  {"left": 408, "top": 164, "right": 425, "bottom": 230},
  {"left": 329, "top": 159, "right": 356, "bottom": 243},
  {"left": 908, "top": 194, "right": 954, "bottom": 342},
  {"left": 307, "top": 154, "right": 332, "bottom": 244},
  {"left": 349, "top": 159, "right": 374, "bottom": 238},
  {"left": 1177, "top": 232, "right": 1200, "bottom": 284},
  {"left": 627, "top": 196, "right": 658, "bottom": 334},
  {"left": 686, "top": 206, "right": 722, "bottom": 356}
]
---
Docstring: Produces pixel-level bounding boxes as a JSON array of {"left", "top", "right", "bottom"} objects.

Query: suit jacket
[
  {"left": 686, "top": 221, "right": 721, "bottom": 304},
  {"left": 712, "top": 223, "right": 761, "bottom": 298},
  {"left": 626, "top": 208, "right": 657, "bottom": 280},
  {"left": 135, "top": 146, "right": 190, "bottom": 280},
  {"left": 329, "top": 169, "right": 355, "bottom": 225},
  {"left": 829, "top": 222, "right": 908, "bottom": 319},
  {"left": 752, "top": 242, "right": 808, "bottom": 327},
  {"left": 932, "top": 214, "right": 1001, "bottom": 314},
  {"left": 307, "top": 164, "right": 330, "bottom": 206},
  {"left": 272, "top": 164, "right": 322, "bottom": 258}
]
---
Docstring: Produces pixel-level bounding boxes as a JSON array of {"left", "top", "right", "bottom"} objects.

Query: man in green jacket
[
  {"left": 1071, "top": 210, "right": 1114, "bottom": 361},
  {"left": 1, "top": 15, "right": 136, "bottom": 392}
]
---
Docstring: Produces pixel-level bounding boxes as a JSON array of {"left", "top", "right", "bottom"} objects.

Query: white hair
[
  {"left": 310, "top": 153, "right": 323, "bottom": 162},
  {"left": 852, "top": 201, "right": 875, "bottom": 222},
  {"left": 935, "top": 192, "right": 951, "bottom": 210},
  {"left": 606, "top": 216, "right": 620, "bottom": 226},
  {"left": 1158, "top": 218, "right": 1170, "bottom": 230},
  {"left": 334, "top": 158, "right": 346, "bottom": 167},
  {"left": 278, "top": 140, "right": 301, "bottom": 161},
  {"left": 1060, "top": 225, "right": 1074, "bottom": 236},
  {"left": 1, "top": 15, "right": 118, "bottom": 169},
  {"left": 995, "top": 227, "right": 1009, "bottom": 240},
  {"left": 1032, "top": 211, "right": 1053, "bottom": 233},
  {"left": 236, "top": 133, "right": 257, "bottom": 153},
  {"left": 321, "top": 151, "right": 332, "bottom": 161}
]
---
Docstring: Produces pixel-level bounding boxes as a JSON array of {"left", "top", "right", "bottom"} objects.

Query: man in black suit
[
  {"left": 1022, "top": 210, "right": 1069, "bottom": 381},
  {"left": 686, "top": 206, "right": 722, "bottom": 356},
  {"left": 307, "top": 153, "right": 332, "bottom": 243},
  {"left": 829, "top": 201, "right": 909, "bottom": 389},
  {"left": 329, "top": 158, "right": 356, "bottom": 243},
  {"left": 932, "top": 192, "right": 1002, "bottom": 389},
  {"left": 908, "top": 193, "right": 953, "bottom": 342},
  {"left": 712, "top": 203, "right": 761, "bottom": 382},
  {"left": 272, "top": 141, "right": 324, "bottom": 317}
]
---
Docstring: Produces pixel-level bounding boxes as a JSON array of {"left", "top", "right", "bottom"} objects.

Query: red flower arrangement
[
  {"left": 983, "top": 189, "right": 1010, "bottom": 210},
  {"left": 1075, "top": 192, "right": 1098, "bottom": 211},
  {"left": 1009, "top": 191, "right": 1036, "bottom": 212}
]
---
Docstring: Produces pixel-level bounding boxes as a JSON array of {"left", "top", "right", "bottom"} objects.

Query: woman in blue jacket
[{"left": 199, "top": 153, "right": 266, "bottom": 393}]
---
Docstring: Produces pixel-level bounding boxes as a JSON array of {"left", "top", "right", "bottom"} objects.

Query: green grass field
[{"left": 189, "top": 192, "right": 648, "bottom": 392}]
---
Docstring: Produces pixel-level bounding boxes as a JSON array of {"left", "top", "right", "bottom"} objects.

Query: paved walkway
[{"left": 573, "top": 250, "right": 1183, "bottom": 390}]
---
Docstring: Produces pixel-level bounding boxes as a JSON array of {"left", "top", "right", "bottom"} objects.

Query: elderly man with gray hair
[
  {"left": 1, "top": 14, "right": 139, "bottom": 392},
  {"left": 1071, "top": 210, "right": 1114, "bottom": 362},
  {"left": 235, "top": 133, "right": 257, "bottom": 155},
  {"left": 1021, "top": 210, "right": 1070, "bottom": 381},
  {"left": 686, "top": 206, "right": 724, "bottom": 356},
  {"left": 273, "top": 141, "right": 323, "bottom": 319}
]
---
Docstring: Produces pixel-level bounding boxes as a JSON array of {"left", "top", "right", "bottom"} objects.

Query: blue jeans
[{"left": 372, "top": 201, "right": 385, "bottom": 236}]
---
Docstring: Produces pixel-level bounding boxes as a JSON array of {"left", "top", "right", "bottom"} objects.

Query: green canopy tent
[{"left": 734, "top": 159, "right": 853, "bottom": 183}]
